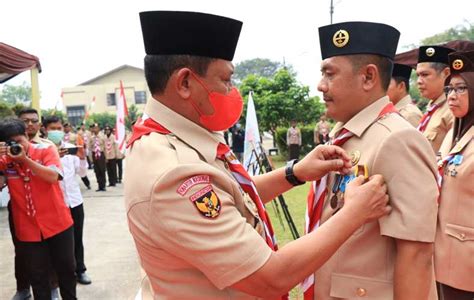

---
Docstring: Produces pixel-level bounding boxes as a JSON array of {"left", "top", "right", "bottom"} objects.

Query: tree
[
  {"left": 421, "top": 21, "right": 473, "bottom": 45},
  {"left": 0, "top": 81, "right": 32, "bottom": 105},
  {"left": 239, "top": 68, "right": 325, "bottom": 146},
  {"left": 85, "top": 112, "right": 116, "bottom": 129},
  {"left": 125, "top": 104, "right": 139, "bottom": 130},
  {"left": 0, "top": 102, "right": 15, "bottom": 119},
  {"left": 233, "top": 58, "right": 294, "bottom": 85},
  {"left": 41, "top": 109, "right": 66, "bottom": 123}
]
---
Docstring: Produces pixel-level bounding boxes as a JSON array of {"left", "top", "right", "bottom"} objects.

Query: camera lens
[{"left": 10, "top": 144, "right": 22, "bottom": 155}]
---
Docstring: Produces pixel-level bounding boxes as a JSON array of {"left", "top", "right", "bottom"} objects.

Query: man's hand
[
  {"left": 343, "top": 174, "right": 391, "bottom": 224},
  {"left": 293, "top": 145, "right": 352, "bottom": 182},
  {"left": 59, "top": 148, "right": 68, "bottom": 157}
]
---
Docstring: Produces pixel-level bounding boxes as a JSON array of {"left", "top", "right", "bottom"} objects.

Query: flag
[
  {"left": 83, "top": 96, "right": 96, "bottom": 121},
  {"left": 115, "top": 80, "right": 129, "bottom": 153},
  {"left": 243, "top": 91, "right": 262, "bottom": 176},
  {"left": 52, "top": 91, "right": 64, "bottom": 115}
]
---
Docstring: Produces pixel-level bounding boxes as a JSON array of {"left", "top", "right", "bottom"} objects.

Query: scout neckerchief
[
  {"left": 64, "top": 133, "right": 70, "bottom": 142},
  {"left": 128, "top": 115, "right": 288, "bottom": 300},
  {"left": 216, "top": 142, "right": 279, "bottom": 251},
  {"left": 302, "top": 102, "right": 398, "bottom": 300},
  {"left": 417, "top": 101, "right": 442, "bottom": 133},
  {"left": 93, "top": 135, "right": 101, "bottom": 159},
  {"left": 105, "top": 135, "right": 113, "bottom": 154},
  {"left": 10, "top": 148, "right": 36, "bottom": 217}
]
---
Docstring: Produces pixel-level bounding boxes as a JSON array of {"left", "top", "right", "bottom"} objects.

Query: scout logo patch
[
  {"left": 333, "top": 29, "right": 349, "bottom": 48},
  {"left": 426, "top": 47, "right": 435, "bottom": 57},
  {"left": 452, "top": 59, "right": 464, "bottom": 71},
  {"left": 177, "top": 175, "right": 210, "bottom": 196},
  {"left": 189, "top": 185, "right": 221, "bottom": 218}
]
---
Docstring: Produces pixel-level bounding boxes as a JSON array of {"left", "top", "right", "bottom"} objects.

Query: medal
[
  {"left": 350, "top": 150, "right": 361, "bottom": 166},
  {"left": 451, "top": 154, "right": 463, "bottom": 166},
  {"left": 330, "top": 194, "right": 339, "bottom": 209},
  {"left": 450, "top": 169, "right": 458, "bottom": 177}
]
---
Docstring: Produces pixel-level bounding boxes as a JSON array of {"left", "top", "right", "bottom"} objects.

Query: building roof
[{"left": 79, "top": 64, "right": 144, "bottom": 86}]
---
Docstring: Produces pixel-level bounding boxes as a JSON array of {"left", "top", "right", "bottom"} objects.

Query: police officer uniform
[
  {"left": 125, "top": 11, "right": 273, "bottom": 299},
  {"left": 391, "top": 63, "right": 423, "bottom": 127},
  {"left": 417, "top": 46, "right": 455, "bottom": 154},
  {"left": 308, "top": 22, "right": 439, "bottom": 299},
  {"left": 435, "top": 51, "right": 474, "bottom": 299}
]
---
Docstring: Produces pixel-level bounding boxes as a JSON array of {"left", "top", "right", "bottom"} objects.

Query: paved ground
[{"left": 0, "top": 169, "right": 142, "bottom": 300}]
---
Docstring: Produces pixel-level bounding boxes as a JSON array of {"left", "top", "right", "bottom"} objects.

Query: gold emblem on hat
[
  {"left": 333, "top": 30, "right": 349, "bottom": 48},
  {"left": 452, "top": 59, "right": 464, "bottom": 70},
  {"left": 426, "top": 47, "right": 435, "bottom": 57},
  {"left": 349, "top": 150, "right": 361, "bottom": 166}
]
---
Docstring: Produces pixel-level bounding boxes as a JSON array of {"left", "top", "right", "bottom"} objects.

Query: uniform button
[
  {"left": 356, "top": 287, "right": 367, "bottom": 297},
  {"left": 459, "top": 233, "right": 466, "bottom": 240}
]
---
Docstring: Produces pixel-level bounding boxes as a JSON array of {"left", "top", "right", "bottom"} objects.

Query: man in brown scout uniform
[
  {"left": 305, "top": 22, "right": 439, "bottom": 300},
  {"left": 416, "top": 45, "right": 455, "bottom": 154},
  {"left": 88, "top": 123, "right": 107, "bottom": 191},
  {"left": 387, "top": 63, "right": 423, "bottom": 127},
  {"left": 435, "top": 50, "right": 474, "bottom": 300},
  {"left": 104, "top": 125, "right": 117, "bottom": 187},
  {"left": 125, "top": 11, "right": 391, "bottom": 299}
]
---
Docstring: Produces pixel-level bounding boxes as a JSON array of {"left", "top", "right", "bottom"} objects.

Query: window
[
  {"left": 135, "top": 91, "right": 146, "bottom": 104},
  {"left": 66, "top": 106, "right": 86, "bottom": 126},
  {"left": 107, "top": 93, "right": 116, "bottom": 106}
]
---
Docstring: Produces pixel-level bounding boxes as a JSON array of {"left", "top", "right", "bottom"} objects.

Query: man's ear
[
  {"left": 175, "top": 68, "right": 193, "bottom": 99},
  {"left": 442, "top": 66, "right": 450, "bottom": 80},
  {"left": 361, "top": 64, "right": 379, "bottom": 91}
]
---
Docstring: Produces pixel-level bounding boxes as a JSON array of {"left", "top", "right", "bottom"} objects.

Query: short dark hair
[
  {"left": 0, "top": 118, "right": 26, "bottom": 142},
  {"left": 346, "top": 54, "right": 393, "bottom": 91},
  {"left": 144, "top": 54, "right": 216, "bottom": 94},
  {"left": 393, "top": 76, "right": 410, "bottom": 93},
  {"left": 43, "top": 116, "right": 63, "bottom": 128},
  {"left": 18, "top": 108, "right": 39, "bottom": 118},
  {"left": 429, "top": 62, "right": 449, "bottom": 74}
]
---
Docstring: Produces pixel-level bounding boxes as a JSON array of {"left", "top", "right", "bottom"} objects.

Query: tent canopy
[
  {"left": 395, "top": 40, "right": 474, "bottom": 67},
  {"left": 0, "top": 42, "right": 41, "bottom": 83}
]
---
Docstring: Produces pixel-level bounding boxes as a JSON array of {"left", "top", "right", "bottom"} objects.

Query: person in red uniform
[{"left": 0, "top": 118, "right": 77, "bottom": 300}]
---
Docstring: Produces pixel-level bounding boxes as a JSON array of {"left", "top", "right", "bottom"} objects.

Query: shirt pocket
[
  {"left": 425, "top": 130, "right": 438, "bottom": 141},
  {"left": 330, "top": 273, "right": 393, "bottom": 299},
  {"left": 445, "top": 223, "right": 474, "bottom": 242}
]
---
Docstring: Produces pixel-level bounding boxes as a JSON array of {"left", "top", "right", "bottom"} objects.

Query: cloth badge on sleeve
[
  {"left": 189, "top": 185, "right": 221, "bottom": 218},
  {"left": 177, "top": 175, "right": 210, "bottom": 196}
]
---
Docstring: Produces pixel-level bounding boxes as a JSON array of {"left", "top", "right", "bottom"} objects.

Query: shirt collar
[
  {"left": 430, "top": 93, "right": 446, "bottom": 106},
  {"left": 144, "top": 99, "right": 225, "bottom": 163},
  {"left": 330, "top": 96, "right": 391, "bottom": 138},
  {"left": 450, "top": 126, "right": 474, "bottom": 155},
  {"left": 395, "top": 94, "right": 412, "bottom": 109}
]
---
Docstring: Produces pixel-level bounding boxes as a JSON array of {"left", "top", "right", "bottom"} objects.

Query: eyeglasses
[
  {"left": 444, "top": 85, "right": 468, "bottom": 96},
  {"left": 21, "top": 118, "right": 39, "bottom": 124}
]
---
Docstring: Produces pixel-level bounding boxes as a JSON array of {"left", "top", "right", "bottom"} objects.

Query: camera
[{"left": 6, "top": 140, "right": 22, "bottom": 156}]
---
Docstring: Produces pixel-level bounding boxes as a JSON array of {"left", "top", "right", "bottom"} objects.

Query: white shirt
[{"left": 60, "top": 154, "right": 85, "bottom": 208}]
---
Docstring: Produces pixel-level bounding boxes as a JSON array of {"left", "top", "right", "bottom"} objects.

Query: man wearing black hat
[
  {"left": 387, "top": 63, "right": 423, "bottom": 127},
  {"left": 304, "top": 22, "right": 439, "bottom": 299},
  {"left": 124, "top": 11, "right": 391, "bottom": 299},
  {"left": 416, "top": 45, "right": 455, "bottom": 154}
]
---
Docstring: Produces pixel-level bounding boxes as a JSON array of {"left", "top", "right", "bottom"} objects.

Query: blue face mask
[{"left": 47, "top": 130, "right": 65, "bottom": 145}]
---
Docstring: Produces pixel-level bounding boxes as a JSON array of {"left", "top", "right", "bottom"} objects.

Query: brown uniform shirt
[
  {"left": 313, "top": 97, "right": 439, "bottom": 300},
  {"left": 88, "top": 133, "right": 106, "bottom": 155},
  {"left": 125, "top": 100, "right": 272, "bottom": 299},
  {"left": 104, "top": 134, "right": 117, "bottom": 160},
  {"left": 423, "top": 94, "right": 454, "bottom": 154},
  {"left": 435, "top": 126, "right": 474, "bottom": 292},
  {"left": 394, "top": 95, "right": 423, "bottom": 128}
]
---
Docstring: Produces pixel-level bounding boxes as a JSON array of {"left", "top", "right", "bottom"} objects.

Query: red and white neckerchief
[
  {"left": 13, "top": 162, "right": 36, "bottom": 217},
  {"left": 302, "top": 103, "right": 398, "bottom": 299},
  {"left": 417, "top": 102, "right": 441, "bottom": 133},
  {"left": 64, "top": 133, "right": 70, "bottom": 142},
  {"left": 93, "top": 136, "right": 101, "bottom": 159},
  {"left": 128, "top": 115, "right": 288, "bottom": 299}
]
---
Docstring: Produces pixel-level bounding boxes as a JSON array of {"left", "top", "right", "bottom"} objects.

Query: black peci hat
[
  {"left": 318, "top": 21, "right": 400, "bottom": 60},
  {"left": 139, "top": 11, "right": 243, "bottom": 61},
  {"left": 448, "top": 50, "right": 474, "bottom": 74},
  {"left": 392, "top": 63, "right": 412, "bottom": 80},
  {"left": 418, "top": 46, "right": 454, "bottom": 64}
]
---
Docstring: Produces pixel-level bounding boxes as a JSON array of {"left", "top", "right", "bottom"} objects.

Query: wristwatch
[{"left": 285, "top": 159, "right": 305, "bottom": 186}]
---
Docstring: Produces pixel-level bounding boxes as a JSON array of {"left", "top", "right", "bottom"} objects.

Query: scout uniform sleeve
[
  {"left": 372, "top": 129, "right": 438, "bottom": 242},
  {"left": 148, "top": 164, "right": 273, "bottom": 290}
]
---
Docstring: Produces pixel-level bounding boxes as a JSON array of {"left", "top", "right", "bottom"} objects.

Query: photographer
[
  {"left": 0, "top": 118, "right": 77, "bottom": 300},
  {"left": 44, "top": 116, "right": 92, "bottom": 285}
]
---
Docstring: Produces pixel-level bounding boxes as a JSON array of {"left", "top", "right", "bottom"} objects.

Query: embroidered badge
[
  {"left": 177, "top": 175, "right": 210, "bottom": 196},
  {"left": 189, "top": 185, "right": 221, "bottom": 218}
]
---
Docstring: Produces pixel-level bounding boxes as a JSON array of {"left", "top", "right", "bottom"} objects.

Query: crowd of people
[{"left": 0, "top": 108, "right": 128, "bottom": 300}]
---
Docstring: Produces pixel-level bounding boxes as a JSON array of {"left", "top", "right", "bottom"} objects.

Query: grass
[{"left": 264, "top": 155, "right": 310, "bottom": 299}]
